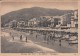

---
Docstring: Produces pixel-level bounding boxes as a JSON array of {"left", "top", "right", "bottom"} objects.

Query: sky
[
  {"left": 0, "top": 1, "right": 78, "bottom": 15},
  {"left": 1, "top": 0, "right": 78, "bottom": 2}
]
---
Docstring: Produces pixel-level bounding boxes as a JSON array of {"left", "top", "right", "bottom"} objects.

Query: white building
[
  {"left": 17, "top": 21, "right": 26, "bottom": 27},
  {"left": 9, "top": 20, "right": 17, "bottom": 28},
  {"left": 71, "top": 10, "right": 78, "bottom": 28},
  {"left": 28, "top": 18, "right": 39, "bottom": 27}
]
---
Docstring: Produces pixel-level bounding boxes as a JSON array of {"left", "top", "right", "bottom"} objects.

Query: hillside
[{"left": 1, "top": 7, "right": 74, "bottom": 26}]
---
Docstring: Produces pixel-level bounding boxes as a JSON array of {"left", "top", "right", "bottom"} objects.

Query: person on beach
[
  {"left": 47, "top": 37, "right": 49, "bottom": 44},
  {"left": 44, "top": 34, "right": 46, "bottom": 41},
  {"left": 49, "top": 33, "right": 52, "bottom": 40},
  {"left": 12, "top": 35, "right": 14, "bottom": 40},
  {"left": 26, "top": 36, "right": 27, "bottom": 42},
  {"left": 10, "top": 32, "right": 14, "bottom": 40},
  {"left": 36, "top": 34, "right": 37, "bottom": 39},
  {"left": 59, "top": 39, "right": 61, "bottom": 47},
  {"left": 20, "top": 35, "right": 22, "bottom": 41},
  {"left": 10, "top": 32, "right": 11, "bottom": 36}
]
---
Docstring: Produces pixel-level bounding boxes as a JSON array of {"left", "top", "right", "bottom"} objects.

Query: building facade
[
  {"left": 17, "top": 21, "right": 26, "bottom": 27},
  {"left": 9, "top": 20, "right": 17, "bottom": 28},
  {"left": 28, "top": 18, "right": 39, "bottom": 27}
]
